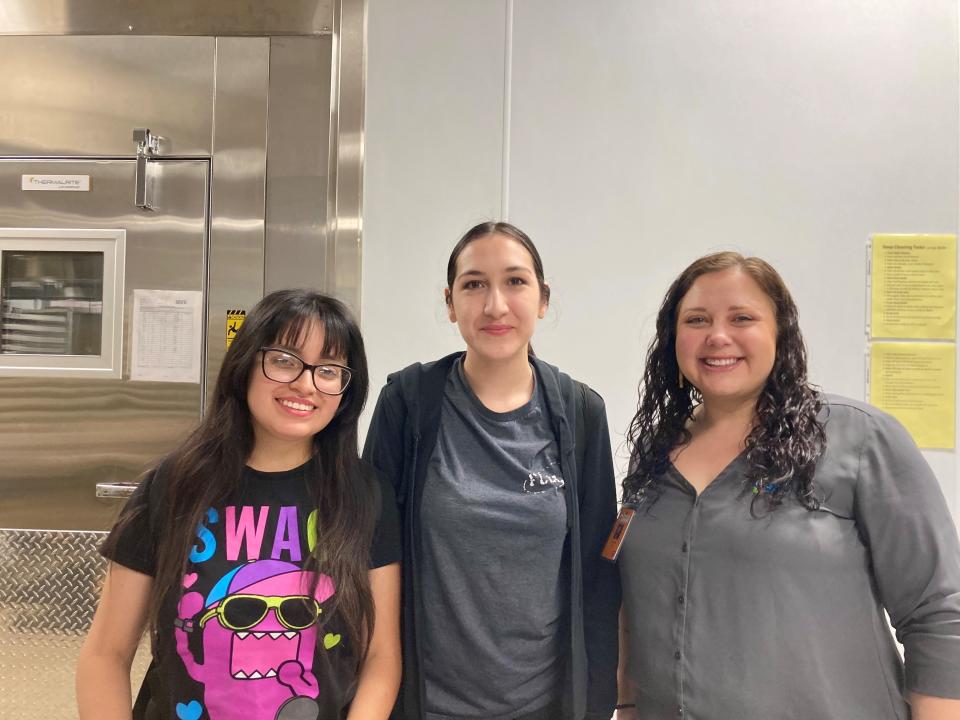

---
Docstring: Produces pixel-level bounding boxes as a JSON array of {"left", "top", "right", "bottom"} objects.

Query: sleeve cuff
[{"left": 906, "top": 637, "right": 960, "bottom": 699}]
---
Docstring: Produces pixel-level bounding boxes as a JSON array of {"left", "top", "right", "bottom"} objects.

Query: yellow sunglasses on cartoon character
[{"left": 198, "top": 594, "right": 322, "bottom": 631}]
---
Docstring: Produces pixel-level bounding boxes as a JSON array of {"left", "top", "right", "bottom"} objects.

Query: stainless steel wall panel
[
  {"left": 0, "top": 0, "right": 333, "bottom": 36},
  {"left": 264, "top": 36, "right": 333, "bottom": 294},
  {"left": 0, "top": 36, "right": 215, "bottom": 157},
  {"left": 205, "top": 38, "right": 269, "bottom": 407},
  {"left": 0, "top": 529, "right": 150, "bottom": 719},
  {"left": 325, "top": 0, "right": 366, "bottom": 315},
  {"left": 0, "top": 158, "right": 207, "bottom": 531}
]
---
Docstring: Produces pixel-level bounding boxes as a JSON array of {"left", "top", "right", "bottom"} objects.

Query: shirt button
[
  {"left": 674, "top": 649, "right": 681, "bottom": 660},
  {"left": 681, "top": 541, "right": 688, "bottom": 553},
  {"left": 677, "top": 706, "right": 684, "bottom": 715},
  {"left": 678, "top": 594, "right": 685, "bottom": 605}
]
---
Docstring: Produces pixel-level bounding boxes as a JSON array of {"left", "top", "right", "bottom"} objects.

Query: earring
[{"left": 678, "top": 370, "right": 685, "bottom": 389}]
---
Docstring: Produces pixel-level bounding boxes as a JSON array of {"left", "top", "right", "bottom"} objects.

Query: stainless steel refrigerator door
[
  {"left": 0, "top": 157, "right": 208, "bottom": 533},
  {"left": 0, "top": 156, "right": 208, "bottom": 718}
]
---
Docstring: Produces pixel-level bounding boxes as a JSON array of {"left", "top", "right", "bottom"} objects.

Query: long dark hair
[
  {"left": 445, "top": 221, "right": 550, "bottom": 356},
  {"left": 623, "top": 252, "right": 826, "bottom": 511},
  {"left": 103, "top": 290, "right": 376, "bottom": 659}
]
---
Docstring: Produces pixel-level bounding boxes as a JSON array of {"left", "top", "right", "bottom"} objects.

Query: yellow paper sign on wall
[
  {"left": 869, "top": 342, "right": 955, "bottom": 449},
  {"left": 226, "top": 309, "right": 246, "bottom": 348},
  {"left": 871, "top": 234, "right": 956, "bottom": 340}
]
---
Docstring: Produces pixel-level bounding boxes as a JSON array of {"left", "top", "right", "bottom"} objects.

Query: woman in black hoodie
[{"left": 364, "top": 221, "right": 619, "bottom": 720}]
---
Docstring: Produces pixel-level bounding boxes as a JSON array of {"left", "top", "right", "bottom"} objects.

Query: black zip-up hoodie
[{"left": 362, "top": 352, "right": 620, "bottom": 720}]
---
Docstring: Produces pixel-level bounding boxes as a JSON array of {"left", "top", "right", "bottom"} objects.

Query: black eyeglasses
[{"left": 259, "top": 347, "right": 353, "bottom": 396}]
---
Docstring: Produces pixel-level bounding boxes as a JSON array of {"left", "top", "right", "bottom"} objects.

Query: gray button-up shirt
[{"left": 619, "top": 395, "right": 960, "bottom": 720}]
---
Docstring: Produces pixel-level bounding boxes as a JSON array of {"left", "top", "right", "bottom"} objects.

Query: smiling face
[
  {"left": 246, "top": 320, "right": 344, "bottom": 463},
  {"left": 446, "top": 232, "right": 548, "bottom": 364},
  {"left": 675, "top": 267, "right": 778, "bottom": 409}
]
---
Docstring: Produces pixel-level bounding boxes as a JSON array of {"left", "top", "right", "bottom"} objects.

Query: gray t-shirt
[
  {"left": 619, "top": 395, "right": 960, "bottom": 720},
  {"left": 420, "top": 359, "right": 568, "bottom": 720}
]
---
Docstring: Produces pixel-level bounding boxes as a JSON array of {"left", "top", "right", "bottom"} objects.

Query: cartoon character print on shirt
[
  {"left": 176, "top": 560, "right": 334, "bottom": 720},
  {"left": 173, "top": 502, "right": 335, "bottom": 720}
]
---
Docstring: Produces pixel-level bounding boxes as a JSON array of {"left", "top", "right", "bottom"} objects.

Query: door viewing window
[
  {"left": 1, "top": 250, "right": 105, "bottom": 355},
  {"left": 0, "top": 229, "right": 124, "bottom": 376}
]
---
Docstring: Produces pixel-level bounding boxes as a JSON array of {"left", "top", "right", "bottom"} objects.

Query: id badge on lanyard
[
  {"left": 601, "top": 505, "right": 636, "bottom": 562},
  {"left": 602, "top": 482, "right": 650, "bottom": 562}
]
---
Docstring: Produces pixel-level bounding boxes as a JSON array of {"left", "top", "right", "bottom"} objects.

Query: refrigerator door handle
[
  {"left": 95, "top": 481, "right": 139, "bottom": 499},
  {"left": 132, "top": 127, "right": 159, "bottom": 210}
]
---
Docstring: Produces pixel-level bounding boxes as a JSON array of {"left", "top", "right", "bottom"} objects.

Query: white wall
[
  {"left": 363, "top": 0, "right": 959, "bottom": 516},
  {"left": 363, "top": 0, "right": 507, "bottom": 423}
]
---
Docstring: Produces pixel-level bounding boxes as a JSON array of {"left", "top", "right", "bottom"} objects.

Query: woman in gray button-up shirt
[{"left": 617, "top": 251, "right": 960, "bottom": 720}]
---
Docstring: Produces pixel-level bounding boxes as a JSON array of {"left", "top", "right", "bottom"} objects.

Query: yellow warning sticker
[{"left": 226, "top": 309, "right": 246, "bottom": 348}]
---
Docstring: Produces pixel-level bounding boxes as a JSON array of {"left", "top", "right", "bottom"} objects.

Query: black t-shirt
[{"left": 102, "top": 458, "right": 401, "bottom": 720}]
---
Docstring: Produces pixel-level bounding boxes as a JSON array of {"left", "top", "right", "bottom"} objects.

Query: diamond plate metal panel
[{"left": 0, "top": 528, "right": 151, "bottom": 719}]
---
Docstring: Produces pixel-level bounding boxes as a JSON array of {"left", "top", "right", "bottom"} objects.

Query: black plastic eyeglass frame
[{"left": 259, "top": 347, "right": 352, "bottom": 396}]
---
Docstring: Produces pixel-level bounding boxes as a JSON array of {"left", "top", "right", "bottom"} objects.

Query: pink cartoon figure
[{"left": 175, "top": 559, "right": 336, "bottom": 720}]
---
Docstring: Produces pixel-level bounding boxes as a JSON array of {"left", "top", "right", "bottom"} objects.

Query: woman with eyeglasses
[
  {"left": 77, "top": 290, "right": 402, "bottom": 720},
  {"left": 616, "top": 252, "right": 960, "bottom": 720},
  {"left": 363, "top": 221, "right": 620, "bottom": 720}
]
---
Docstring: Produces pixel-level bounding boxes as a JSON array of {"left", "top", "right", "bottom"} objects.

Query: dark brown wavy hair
[
  {"left": 623, "top": 252, "right": 826, "bottom": 511},
  {"left": 103, "top": 290, "right": 376, "bottom": 661}
]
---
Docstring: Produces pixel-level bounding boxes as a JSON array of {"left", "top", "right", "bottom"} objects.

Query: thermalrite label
[{"left": 21, "top": 174, "right": 91, "bottom": 191}]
